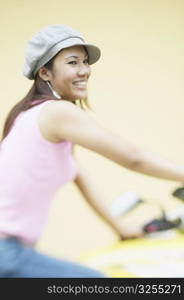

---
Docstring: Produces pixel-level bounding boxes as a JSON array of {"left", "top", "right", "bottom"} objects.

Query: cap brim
[{"left": 84, "top": 44, "right": 101, "bottom": 65}]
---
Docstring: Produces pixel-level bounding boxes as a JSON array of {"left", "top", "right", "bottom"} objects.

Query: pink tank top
[{"left": 0, "top": 101, "right": 77, "bottom": 244}]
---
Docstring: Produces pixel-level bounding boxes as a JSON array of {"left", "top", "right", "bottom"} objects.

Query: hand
[{"left": 119, "top": 225, "right": 144, "bottom": 240}]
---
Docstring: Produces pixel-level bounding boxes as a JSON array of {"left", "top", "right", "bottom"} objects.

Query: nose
[{"left": 77, "top": 64, "right": 90, "bottom": 77}]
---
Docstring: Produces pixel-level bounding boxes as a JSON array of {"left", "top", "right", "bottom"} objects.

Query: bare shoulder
[
  {"left": 37, "top": 101, "right": 141, "bottom": 170},
  {"left": 40, "top": 100, "right": 85, "bottom": 121},
  {"left": 38, "top": 100, "right": 90, "bottom": 142}
]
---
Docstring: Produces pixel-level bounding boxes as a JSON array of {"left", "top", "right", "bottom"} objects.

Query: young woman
[{"left": 0, "top": 24, "right": 184, "bottom": 278}]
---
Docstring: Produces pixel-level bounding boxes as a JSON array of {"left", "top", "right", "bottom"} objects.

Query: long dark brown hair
[{"left": 2, "top": 57, "right": 89, "bottom": 140}]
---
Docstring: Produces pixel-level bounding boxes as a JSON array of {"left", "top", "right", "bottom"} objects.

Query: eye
[
  {"left": 84, "top": 58, "right": 89, "bottom": 64},
  {"left": 68, "top": 61, "right": 77, "bottom": 65}
]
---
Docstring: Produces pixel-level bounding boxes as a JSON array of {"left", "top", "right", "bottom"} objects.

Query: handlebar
[
  {"left": 142, "top": 186, "right": 184, "bottom": 234},
  {"left": 110, "top": 186, "right": 184, "bottom": 238}
]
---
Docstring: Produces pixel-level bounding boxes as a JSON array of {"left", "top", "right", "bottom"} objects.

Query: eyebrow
[{"left": 65, "top": 54, "right": 88, "bottom": 60}]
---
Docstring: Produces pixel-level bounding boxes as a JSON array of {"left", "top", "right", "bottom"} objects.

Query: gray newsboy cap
[{"left": 23, "top": 24, "right": 101, "bottom": 80}]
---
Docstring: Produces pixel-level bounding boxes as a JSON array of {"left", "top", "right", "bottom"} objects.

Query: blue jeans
[{"left": 0, "top": 237, "right": 105, "bottom": 277}]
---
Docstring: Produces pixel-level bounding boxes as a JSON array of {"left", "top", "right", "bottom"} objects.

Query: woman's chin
[{"left": 74, "top": 92, "right": 88, "bottom": 100}]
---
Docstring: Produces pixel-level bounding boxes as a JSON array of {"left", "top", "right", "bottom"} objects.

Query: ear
[{"left": 38, "top": 67, "right": 52, "bottom": 81}]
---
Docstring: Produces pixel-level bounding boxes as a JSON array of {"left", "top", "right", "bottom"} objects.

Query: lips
[{"left": 73, "top": 80, "right": 87, "bottom": 87}]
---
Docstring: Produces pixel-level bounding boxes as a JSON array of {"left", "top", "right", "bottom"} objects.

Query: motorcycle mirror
[{"left": 172, "top": 187, "right": 184, "bottom": 201}]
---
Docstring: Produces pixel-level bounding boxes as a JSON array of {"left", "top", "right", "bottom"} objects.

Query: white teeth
[{"left": 73, "top": 81, "right": 87, "bottom": 86}]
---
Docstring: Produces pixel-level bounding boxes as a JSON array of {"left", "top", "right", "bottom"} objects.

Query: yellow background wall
[{"left": 0, "top": 0, "right": 184, "bottom": 260}]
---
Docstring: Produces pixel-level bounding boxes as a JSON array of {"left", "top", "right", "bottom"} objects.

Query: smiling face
[{"left": 40, "top": 45, "right": 91, "bottom": 101}]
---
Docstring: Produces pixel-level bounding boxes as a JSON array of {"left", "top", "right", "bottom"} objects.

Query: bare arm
[
  {"left": 39, "top": 100, "right": 184, "bottom": 183},
  {"left": 74, "top": 164, "right": 143, "bottom": 239}
]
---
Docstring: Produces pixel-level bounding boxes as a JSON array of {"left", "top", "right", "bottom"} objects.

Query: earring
[{"left": 46, "top": 81, "right": 61, "bottom": 99}]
